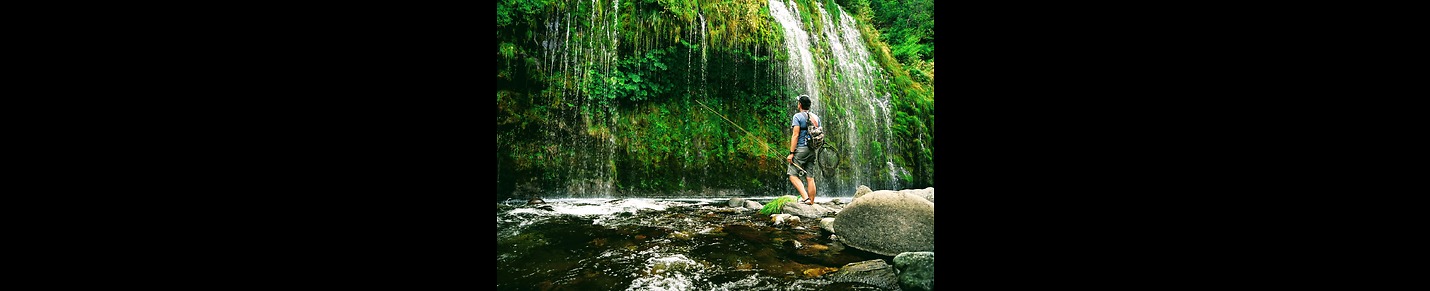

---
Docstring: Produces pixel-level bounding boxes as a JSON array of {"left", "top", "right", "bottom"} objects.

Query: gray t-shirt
[{"left": 790, "top": 111, "right": 819, "bottom": 147}]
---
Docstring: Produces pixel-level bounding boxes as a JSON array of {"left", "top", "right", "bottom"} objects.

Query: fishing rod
[{"left": 693, "top": 99, "right": 810, "bottom": 175}]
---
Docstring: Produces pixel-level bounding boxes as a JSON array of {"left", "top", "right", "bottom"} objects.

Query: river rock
[
  {"left": 894, "top": 252, "right": 935, "bottom": 291},
  {"left": 728, "top": 197, "right": 747, "bottom": 208},
  {"left": 854, "top": 185, "right": 873, "bottom": 199},
  {"left": 781, "top": 201, "right": 837, "bottom": 219},
  {"left": 820, "top": 218, "right": 836, "bottom": 233},
  {"left": 772, "top": 214, "right": 801, "bottom": 226},
  {"left": 827, "top": 259, "right": 900, "bottom": 290},
  {"left": 833, "top": 190, "right": 935, "bottom": 256},
  {"left": 744, "top": 200, "right": 763, "bottom": 211}
]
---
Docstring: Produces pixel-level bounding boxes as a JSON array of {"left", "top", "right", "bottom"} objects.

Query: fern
[{"left": 760, "top": 195, "right": 797, "bottom": 215}]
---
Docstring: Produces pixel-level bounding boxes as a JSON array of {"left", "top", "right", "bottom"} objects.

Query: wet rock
[
  {"left": 820, "top": 218, "right": 836, "bottom": 233},
  {"left": 833, "top": 190, "right": 935, "bottom": 256},
  {"left": 781, "top": 202, "right": 837, "bottom": 219},
  {"left": 827, "top": 259, "right": 900, "bottom": 290},
  {"left": 527, "top": 197, "right": 546, "bottom": 205},
  {"left": 772, "top": 214, "right": 801, "bottom": 226},
  {"left": 744, "top": 200, "right": 763, "bottom": 211},
  {"left": 894, "top": 252, "right": 935, "bottom": 291},
  {"left": 785, "top": 239, "right": 803, "bottom": 250},
  {"left": 728, "top": 197, "right": 747, "bottom": 208},
  {"left": 831, "top": 198, "right": 842, "bottom": 205},
  {"left": 803, "top": 267, "right": 838, "bottom": 278},
  {"left": 534, "top": 204, "right": 554, "bottom": 211}
]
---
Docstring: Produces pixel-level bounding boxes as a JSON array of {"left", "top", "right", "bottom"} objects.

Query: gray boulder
[
  {"left": 854, "top": 185, "right": 873, "bottom": 199},
  {"left": 827, "top": 259, "right": 900, "bottom": 290},
  {"left": 894, "top": 252, "right": 935, "bottom": 291},
  {"left": 833, "top": 190, "right": 935, "bottom": 256},
  {"left": 820, "top": 218, "right": 836, "bottom": 233},
  {"left": 898, "top": 187, "right": 934, "bottom": 203}
]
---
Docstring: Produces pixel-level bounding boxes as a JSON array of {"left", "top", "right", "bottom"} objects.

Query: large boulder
[
  {"left": 833, "top": 190, "right": 935, "bottom": 256},
  {"left": 894, "top": 252, "right": 935, "bottom": 291},
  {"left": 826, "top": 259, "right": 900, "bottom": 290},
  {"left": 898, "top": 187, "right": 934, "bottom": 203}
]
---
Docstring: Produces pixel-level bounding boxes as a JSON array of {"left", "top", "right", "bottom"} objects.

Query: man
[{"left": 786, "top": 95, "right": 820, "bottom": 205}]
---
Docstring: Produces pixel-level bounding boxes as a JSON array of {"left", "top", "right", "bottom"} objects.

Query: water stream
[{"left": 497, "top": 197, "right": 891, "bottom": 290}]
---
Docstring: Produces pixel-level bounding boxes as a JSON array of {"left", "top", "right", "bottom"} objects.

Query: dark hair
[{"left": 797, "top": 95, "right": 811, "bottom": 110}]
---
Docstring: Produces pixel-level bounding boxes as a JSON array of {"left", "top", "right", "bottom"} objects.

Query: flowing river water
[{"left": 497, "top": 197, "right": 894, "bottom": 290}]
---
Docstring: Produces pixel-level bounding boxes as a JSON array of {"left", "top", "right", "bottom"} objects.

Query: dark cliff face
[{"left": 497, "top": 0, "right": 934, "bottom": 200}]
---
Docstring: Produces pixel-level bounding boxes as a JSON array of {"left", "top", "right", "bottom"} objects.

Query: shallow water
[{"left": 497, "top": 197, "right": 891, "bottom": 290}]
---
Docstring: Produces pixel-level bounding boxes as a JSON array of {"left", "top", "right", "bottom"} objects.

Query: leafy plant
[{"left": 760, "top": 195, "right": 797, "bottom": 215}]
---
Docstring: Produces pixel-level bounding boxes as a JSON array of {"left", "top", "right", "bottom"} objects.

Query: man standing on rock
[{"left": 786, "top": 95, "right": 820, "bottom": 205}]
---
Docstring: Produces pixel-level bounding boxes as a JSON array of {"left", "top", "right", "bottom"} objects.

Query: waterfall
[
  {"left": 768, "top": 0, "right": 905, "bottom": 193},
  {"left": 503, "top": 0, "right": 919, "bottom": 199},
  {"left": 533, "top": 0, "right": 625, "bottom": 198},
  {"left": 767, "top": 0, "right": 821, "bottom": 105}
]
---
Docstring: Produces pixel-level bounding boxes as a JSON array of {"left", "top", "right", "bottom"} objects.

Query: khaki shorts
[{"left": 786, "top": 146, "right": 813, "bottom": 178}]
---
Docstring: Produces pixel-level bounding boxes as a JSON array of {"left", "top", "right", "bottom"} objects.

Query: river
[{"left": 497, "top": 197, "right": 893, "bottom": 290}]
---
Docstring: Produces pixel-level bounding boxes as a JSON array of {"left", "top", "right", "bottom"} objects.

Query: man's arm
[{"left": 789, "top": 125, "right": 800, "bottom": 153}]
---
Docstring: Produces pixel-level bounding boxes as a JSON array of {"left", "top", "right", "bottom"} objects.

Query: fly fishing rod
[{"left": 693, "top": 99, "right": 810, "bottom": 175}]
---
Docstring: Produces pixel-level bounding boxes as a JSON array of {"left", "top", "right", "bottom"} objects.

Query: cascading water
[
  {"left": 498, "top": 2, "right": 935, "bottom": 289},
  {"left": 506, "top": 0, "right": 920, "bottom": 199},
  {"left": 768, "top": 0, "right": 905, "bottom": 193},
  {"left": 767, "top": 0, "right": 821, "bottom": 105}
]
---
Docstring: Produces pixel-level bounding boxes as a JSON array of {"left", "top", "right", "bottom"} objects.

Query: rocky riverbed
[{"left": 497, "top": 187, "right": 934, "bottom": 291}]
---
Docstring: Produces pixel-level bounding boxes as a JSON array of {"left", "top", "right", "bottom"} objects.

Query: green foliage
[
  {"left": 496, "top": 0, "right": 933, "bottom": 197},
  {"left": 760, "top": 195, "right": 797, "bottom": 215},
  {"left": 582, "top": 48, "right": 671, "bottom": 107},
  {"left": 497, "top": 0, "right": 550, "bottom": 27},
  {"left": 864, "top": 0, "right": 933, "bottom": 64}
]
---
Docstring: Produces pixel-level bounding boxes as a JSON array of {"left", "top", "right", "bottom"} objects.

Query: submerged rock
[{"left": 827, "top": 259, "right": 900, "bottom": 290}]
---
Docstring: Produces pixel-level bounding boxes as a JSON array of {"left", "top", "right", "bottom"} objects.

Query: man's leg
[
  {"left": 789, "top": 175, "right": 809, "bottom": 199},
  {"left": 805, "top": 177, "right": 816, "bottom": 204}
]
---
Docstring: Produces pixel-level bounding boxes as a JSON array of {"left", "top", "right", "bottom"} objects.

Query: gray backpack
[{"left": 803, "top": 112, "right": 825, "bottom": 146}]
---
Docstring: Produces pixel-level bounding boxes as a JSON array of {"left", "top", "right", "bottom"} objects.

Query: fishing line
[{"left": 693, "top": 99, "right": 809, "bottom": 174}]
